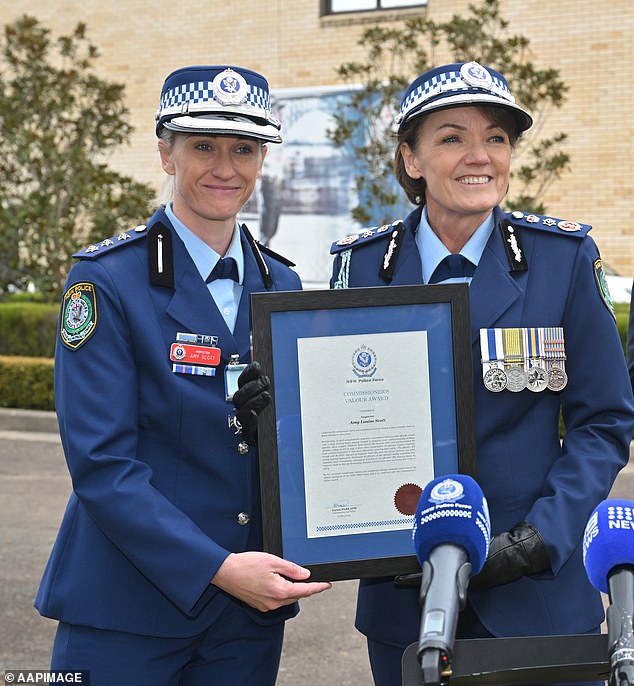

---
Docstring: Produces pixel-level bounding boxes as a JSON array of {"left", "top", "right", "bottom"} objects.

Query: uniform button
[
  {"left": 237, "top": 512, "right": 250, "bottom": 526},
  {"left": 237, "top": 441, "right": 249, "bottom": 455}
]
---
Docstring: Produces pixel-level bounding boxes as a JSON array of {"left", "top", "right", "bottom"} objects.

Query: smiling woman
[
  {"left": 398, "top": 106, "right": 514, "bottom": 252},
  {"left": 158, "top": 132, "right": 267, "bottom": 255},
  {"left": 329, "top": 61, "right": 634, "bottom": 686},
  {"left": 34, "top": 64, "right": 332, "bottom": 686}
]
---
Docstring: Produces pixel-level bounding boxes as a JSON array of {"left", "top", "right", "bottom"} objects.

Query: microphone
[
  {"left": 412, "top": 474, "right": 490, "bottom": 685},
  {"left": 583, "top": 499, "right": 634, "bottom": 686}
]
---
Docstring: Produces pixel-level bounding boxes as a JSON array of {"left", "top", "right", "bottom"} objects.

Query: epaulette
[
  {"left": 73, "top": 224, "right": 148, "bottom": 259},
  {"left": 330, "top": 221, "right": 403, "bottom": 255},
  {"left": 506, "top": 211, "right": 591, "bottom": 238},
  {"left": 256, "top": 241, "right": 295, "bottom": 267}
]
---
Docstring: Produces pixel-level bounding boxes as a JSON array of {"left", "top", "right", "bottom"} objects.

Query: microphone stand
[
  {"left": 607, "top": 567, "right": 634, "bottom": 686},
  {"left": 417, "top": 545, "right": 471, "bottom": 685}
]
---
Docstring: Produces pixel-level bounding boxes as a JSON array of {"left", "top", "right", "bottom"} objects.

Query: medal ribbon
[
  {"left": 502, "top": 327, "right": 523, "bottom": 368},
  {"left": 480, "top": 328, "right": 508, "bottom": 392},
  {"left": 480, "top": 328, "right": 503, "bottom": 366},
  {"left": 523, "top": 327, "right": 544, "bottom": 369},
  {"left": 544, "top": 326, "right": 566, "bottom": 371}
]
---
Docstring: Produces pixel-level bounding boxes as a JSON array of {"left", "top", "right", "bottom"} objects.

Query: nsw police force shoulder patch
[
  {"left": 60, "top": 282, "right": 98, "bottom": 349},
  {"left": 593, "top": 258, "right": 615, "bottom": 319}
]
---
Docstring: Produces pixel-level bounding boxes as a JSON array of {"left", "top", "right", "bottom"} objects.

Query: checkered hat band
[
  {"left": 401, "top": 70, "right": 512, "bottom": 118},
  {"left": 159, "top": 80, "right": 271, "bottom": 117}
]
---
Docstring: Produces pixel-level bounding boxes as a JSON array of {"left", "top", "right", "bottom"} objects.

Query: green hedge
[
  {"left": 0, "top": 301, "right": 630, "bottom": 359},
  {"left": 0, "top": 355, "right": 55, "bottom": 411},
  {"left": 0, "top": 302, "right": 58, "bottom": 357},
  {"left": 0, "top": 301, "right": 630, "bottom": 412}
]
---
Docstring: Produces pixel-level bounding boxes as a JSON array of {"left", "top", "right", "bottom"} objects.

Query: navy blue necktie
[
  {"left": 206, "top": 257, "right": 239, "bottom": 283},
  {"left": 428, "top": 254, "right": 476, "bottom": 284}
]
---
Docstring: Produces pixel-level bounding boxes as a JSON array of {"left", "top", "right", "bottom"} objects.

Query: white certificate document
[{"left": 297, "top": 331, "right": 434, "bottom": 538}]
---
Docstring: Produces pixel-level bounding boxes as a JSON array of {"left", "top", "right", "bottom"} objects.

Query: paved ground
[
  {"left": 0, "top": 408, "right": 632, "bottom": 683},
  {"left": 0, "top": 409, "right": 372, "bottom": 684}
]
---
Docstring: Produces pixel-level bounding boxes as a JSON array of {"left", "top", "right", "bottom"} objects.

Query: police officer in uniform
[
  {"left": 330, "top": 62, "right": 634, "bottom": 686},
  {"left": 35, "top": 65, "right": 330, "bottom": 686}
]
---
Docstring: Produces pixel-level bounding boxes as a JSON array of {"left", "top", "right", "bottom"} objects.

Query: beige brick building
[{"left": 6, "top": 0, "right": 633, "bottom": 282}]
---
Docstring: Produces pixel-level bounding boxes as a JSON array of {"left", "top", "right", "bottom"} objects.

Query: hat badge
[
  {"left": 460, "top": 61, "right": 493, "bottom": 90},
  {"left": 212, "top": 68, "right": 248, "bottom": 106}
]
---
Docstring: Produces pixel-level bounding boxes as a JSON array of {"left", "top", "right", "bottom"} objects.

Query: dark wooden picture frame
[{"left": 251, "top": 284, "right": 475, "bottom": 582}]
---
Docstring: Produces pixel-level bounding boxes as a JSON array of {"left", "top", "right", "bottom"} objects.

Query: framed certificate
[{"left": 251, "top": 284, "right": 475, "bottom": 582}]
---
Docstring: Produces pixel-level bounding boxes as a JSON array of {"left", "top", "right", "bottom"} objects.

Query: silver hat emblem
[
  {"left": 460, "top": 61, "right": 493, "bottom": 90},
  {"left": 212, "top": 68, "right": 248, "bottom": 106}
]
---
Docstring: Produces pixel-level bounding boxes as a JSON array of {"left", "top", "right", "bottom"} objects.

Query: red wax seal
[{"left": 394, "top": 483, "right": 423, "bottom": 516}]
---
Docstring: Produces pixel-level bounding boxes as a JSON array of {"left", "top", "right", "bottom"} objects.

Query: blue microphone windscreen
[
  {"left": 583, "top": 499, "right": 634, "bottom": 594},
  {"left": 412, "top": 474, "right": 491, "bottom": 574}
]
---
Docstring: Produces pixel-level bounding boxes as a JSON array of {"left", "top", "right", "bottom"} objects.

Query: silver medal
[
  {"left": 526, "top": 365, "right": 549, "bottom": 392},
  {"left": 505, "top": 366, "right": 527, "bottom": 392},
  {"left": 483, "top": 367, "right": 507, "bottom": 392}
]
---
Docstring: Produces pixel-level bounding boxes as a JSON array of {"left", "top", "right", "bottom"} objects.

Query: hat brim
[
  {"left": 162, "top": 114, "right": 282, "bottom": 143},
  {"left": 400, "top": 92, "right": 533, "bottom": 134}
]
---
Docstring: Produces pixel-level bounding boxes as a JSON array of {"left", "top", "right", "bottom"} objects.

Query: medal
[
  {"left": 544, "top": 327, "right": 568, "bottom": 391},
  {"left": 526, "top": 365, "right": 549, "bottom": 392},
  {"left": 524, "top": 328, "right": 548, "bottom": 392},
  {"left": 547, "top": 365, "right": 568, "bottom": 391},
  {"left": 480, "top": 328, "right": 507, "bottom": 392},
  {"left": 502, "top": 328, "right": 527, "bottom": 392},
  {"left": 483, "top": 367, "right": 508, "bottom": 393},
  {"left": 225, "top": 354, "right": 247, "bottom": 401},
  {"left": 505, "top": 366, "right": 528, "bottom": 392}
]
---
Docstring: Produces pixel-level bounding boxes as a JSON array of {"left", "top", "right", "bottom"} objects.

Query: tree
[
  {"left": 0, "top": 15, "right": 155, "bottom": 299},
  {"left": 329, "top": 0, "right": 569, "bottom": 226}
]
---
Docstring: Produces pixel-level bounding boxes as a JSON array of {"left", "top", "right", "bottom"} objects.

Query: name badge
[{"left": 170, "top": 343, "right": 221, "bottom": 366}]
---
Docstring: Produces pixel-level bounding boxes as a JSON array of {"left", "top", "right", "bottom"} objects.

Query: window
[{"left": 322, "top": 0, "right": 425, "bottom": 14}]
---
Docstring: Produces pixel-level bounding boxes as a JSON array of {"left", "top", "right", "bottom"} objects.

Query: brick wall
[{"left": 5, "top": 0, "right": 633, "bottom": 275}]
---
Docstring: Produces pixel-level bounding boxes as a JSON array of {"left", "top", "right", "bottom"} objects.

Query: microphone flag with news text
[{"left": 583, "top": 499, "right": 634, "bottom": 686}]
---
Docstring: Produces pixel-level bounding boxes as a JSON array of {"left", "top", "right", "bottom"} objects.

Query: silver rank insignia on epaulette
[
  {"left": 73, "top": 225, "right": 147, "bottom": 259},
  {"left": 336, "top": 233, "right": 360, "bottom": 247},
  {"left": 508, "top": 210, "right": 591, "bottom": 238},
  {"left": 331, "top": 220, "right": 403, "bottom": 288},
  {"left": 331, "top": 221, "right": 399, "bottom": 254}
]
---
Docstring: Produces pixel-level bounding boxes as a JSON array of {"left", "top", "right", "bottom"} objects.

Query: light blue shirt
[
  {"left": 415, "top": 208, "right": 494, "bottom": 285},
  {"left": 165, "top": 203, "right": 244, "bottom": 333}
]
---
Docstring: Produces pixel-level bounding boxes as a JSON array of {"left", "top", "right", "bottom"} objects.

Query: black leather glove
[
  {"left": 232, "top": 361, "right": 271, "bottom": 445},
  {"left": 469, "top": 520, "right": 550, "bottom": 592}
]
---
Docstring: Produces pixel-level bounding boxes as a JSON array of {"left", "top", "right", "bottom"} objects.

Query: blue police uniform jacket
[
  {"left": 330, "top": 205, "right": 634, "bottom": 644},
  {"left": 35, "top": 207, "right": 302, "bottom": 637}
]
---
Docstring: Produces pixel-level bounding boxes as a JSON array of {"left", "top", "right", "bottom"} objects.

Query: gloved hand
[
  {"left": 469, "top": 520, "right": 550, "bottom": 592},
  {"left": 232, "top": 361, "right": 271, "bottom": 445}
]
